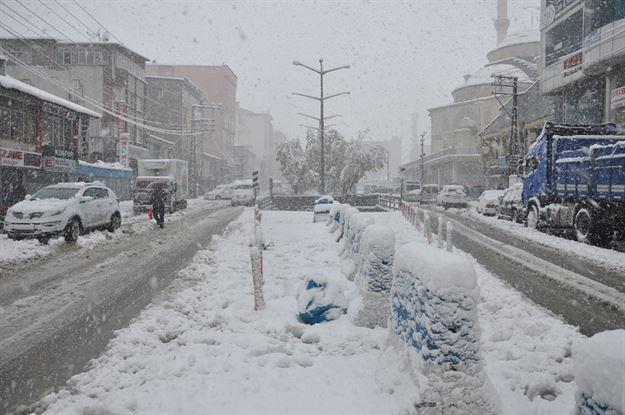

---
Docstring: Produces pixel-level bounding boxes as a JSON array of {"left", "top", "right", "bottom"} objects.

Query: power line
[
  {"left": 37, "top": 0, "right": 91, "bottom": 42},
  {"left": 13, "top": 0, "right": 76, "bottom": 44},
  {"left": 1, "top": 47, "right": 212, "bottom": 136},
  {"left": 71, "top": 0, "right": 125, "bottom": 45},
  {"left": 52, "top": 0, "right": 96, "bottom": 38}
]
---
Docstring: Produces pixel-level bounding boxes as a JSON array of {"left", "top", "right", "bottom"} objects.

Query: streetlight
[
  {"left": 419, "top": 131, "right": 427, "bottom": 185},
  {"left": 293, "top": 58, "right": 350, "bottom": 194}
]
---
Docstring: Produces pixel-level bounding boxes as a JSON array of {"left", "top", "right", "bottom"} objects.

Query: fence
[{"left": 377, "top": 194, "right": 401, "bottom": 211}]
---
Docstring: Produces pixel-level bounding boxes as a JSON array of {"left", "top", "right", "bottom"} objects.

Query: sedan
[
  {"left": 496, "top": 183, "right": 524, "bottom": 223},
  {"left": 436, "top": 185, "right": 468, "bottom": 209},
  {"left": 476, "top": 190, "right": 504, "bottom": 216}
]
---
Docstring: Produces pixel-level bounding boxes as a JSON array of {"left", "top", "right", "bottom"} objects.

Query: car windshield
[
  {"left": 31, "top": 187, "right": 79, "bottom": 200},
  {"left": 3, "top": 2, "right": 622, "bottom": 414}
]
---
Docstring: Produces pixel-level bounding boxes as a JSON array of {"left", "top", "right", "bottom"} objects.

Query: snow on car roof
[
  {"left": 136, "top": 175, "right": 175, "bottom": 180},
  {"left": 49, "top": 181, "right": 105, "bottom": 188}
]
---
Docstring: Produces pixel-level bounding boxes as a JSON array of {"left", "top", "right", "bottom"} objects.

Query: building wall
[{"left": 146, "top": 65, "right": 237, "bottom": 167}]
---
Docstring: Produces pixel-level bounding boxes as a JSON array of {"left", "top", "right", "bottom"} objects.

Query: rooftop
[{"left": 0, "top": 74, "right": 100, "bottom": 118}]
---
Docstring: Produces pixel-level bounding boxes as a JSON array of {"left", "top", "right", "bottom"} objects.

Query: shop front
[{"left": 0, "top": 147, "right": 42, "bottom": 224}]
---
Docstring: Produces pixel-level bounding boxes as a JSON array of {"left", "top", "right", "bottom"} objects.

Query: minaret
[{"left": 495, "top": 0, "right": 510, "bottom": 45}]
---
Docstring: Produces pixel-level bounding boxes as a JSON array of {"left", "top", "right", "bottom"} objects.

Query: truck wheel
[
  {"left": 575, "top": 208, "right": 612, "bottom": 246},
  {"left": 526, "top": 205, "right": 540, "bottom": 229}
]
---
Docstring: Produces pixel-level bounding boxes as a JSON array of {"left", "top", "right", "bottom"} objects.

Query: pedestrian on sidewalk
[{"left": 150, "top": 182, "right": 167, "bottom": 228}]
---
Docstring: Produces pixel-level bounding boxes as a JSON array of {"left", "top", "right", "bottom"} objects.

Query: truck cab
[{"left": 133, "top": 159, "right": 189, "bottom": 215}]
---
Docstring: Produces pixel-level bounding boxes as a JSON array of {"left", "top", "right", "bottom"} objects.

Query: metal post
[
  {"left": 420, "top": 132, "right": 426, "bottom": 184},
  {"left": 319, "top": 59, "right": 325, "bottom": 194}
]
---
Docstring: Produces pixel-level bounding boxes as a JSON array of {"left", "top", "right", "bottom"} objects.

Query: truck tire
[
  {"left": 526, "top": 205, "right": 540, "bottom": 229},
  {"left": 574, "top": 208, "right": 612, "bottom": 246}
]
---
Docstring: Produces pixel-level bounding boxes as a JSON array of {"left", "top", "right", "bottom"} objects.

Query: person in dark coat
[{"left": 150, "top": 182, "right": 167, "bottom": 228}]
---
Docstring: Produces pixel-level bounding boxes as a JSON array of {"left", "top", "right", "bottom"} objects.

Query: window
[
  {"left": 95, "top": 188, "right": 109, "bottom": 199},
  {"left": 82, "top": 187, "right": 98, "bottom": 198},
  {"left": 584, "top": 0, "right": 625, "bottom": 35},
  {"left": 545, "top": 10, "right": 583, "bottom": 66}
]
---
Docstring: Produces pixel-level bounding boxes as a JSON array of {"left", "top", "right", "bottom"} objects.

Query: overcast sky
[{"left": 3, "top": 0, "right": 540, "bottom": 149}]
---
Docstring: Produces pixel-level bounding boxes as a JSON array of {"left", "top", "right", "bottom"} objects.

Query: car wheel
[
  {"left": 37, "top": 236, "right": 49, "bottom": 245},
  {"left": 526, "top": 205, "right": 540, "bottom": 229},
  {"left": 108, "top": 213, "right": 121, "bottom": 232},
  {"left": 444, "top": 203, "right": 448, "bottom": 210},
  {"left": 215, "top": 195, "right": 221, "bottom": 200},
  {"left": 64, "top": 218, "right": 81, "bottom": 243}
]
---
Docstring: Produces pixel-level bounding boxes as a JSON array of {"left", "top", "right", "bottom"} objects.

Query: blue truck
[{"left": 522, "top": 122, "right": 625, "bottom": 246}]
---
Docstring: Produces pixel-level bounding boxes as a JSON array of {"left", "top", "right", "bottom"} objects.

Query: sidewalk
[{"left": 38, "top": 210, "right": 583, "bottom": 415}]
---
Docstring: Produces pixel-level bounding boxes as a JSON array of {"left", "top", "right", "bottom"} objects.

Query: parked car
[
  {"left": 497, "top": 183, "right": 524, "bottom": 223},
  {"left": 476, "top": 189, "right": 505, "bottom": 216},
  {"left": 404, "top": 189, "right": 421, "bottom": 202},
  {"left": 204, "top": 184, "right": 234, "bottom": 200},
  {"left": 4, "top": 182, "right": 121, "bottom": 244},
  {"left": 418, "top": 184, "right": 440, "bottom": 204},
  {"left": 231, "top": 181, "right": 255, "bottom": 206},
  {"left": 436, "top": 185, "right": 468, "bottom": 209}
]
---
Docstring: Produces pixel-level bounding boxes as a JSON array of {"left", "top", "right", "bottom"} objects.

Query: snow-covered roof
[
  {"left": 0, "top": 74, "right": 100, "bottom": 118},
  {"left": 456, "top": 63, "right": 532, "bottom": 90},
  {"left": 498, "top": 31, "right": 540, "bottom": 48},
  {"left": 79, "top": 160, "right": 132, "bottom": 171}
]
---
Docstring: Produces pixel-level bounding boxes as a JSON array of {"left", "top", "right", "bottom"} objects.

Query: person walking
[{"left": 150, "top": 182, "right": 167, "bottom": 228}]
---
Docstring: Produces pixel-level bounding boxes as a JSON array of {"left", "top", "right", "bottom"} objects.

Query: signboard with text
[
  {"left": 119, "top": 138, "right": 130, "bottom": 167},
  {"left": 0, "top": 148, "right": 42, "bottom": 169},
  {"left": 610, "top": 86, "right": 625, "bottom": 110}
]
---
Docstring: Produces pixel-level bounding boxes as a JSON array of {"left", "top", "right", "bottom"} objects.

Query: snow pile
[
  {"left": 340, "top": 212, "right": 374, "bottom": 281},
  {"left": 573, "top": 330, "right": 625, "bottom": 415},
  {"left": 391, "top": 242, "right": 500, "bottom": 414},
  {"left": 337, "top": 206, "right": 359, "bottom": 253},
  {"left": 351, "top": 224, "right": 395, "bottom": 328},
  {"left": 297, "top": 276, "right": 348, "bottom": 324},
  {"left": 328, "top": 203, "right": 346, "bottom": 233}
]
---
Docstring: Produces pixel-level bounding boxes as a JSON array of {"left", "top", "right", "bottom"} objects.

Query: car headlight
[{"left": 46, "top": 207, "right": 66, "bottom": 217}]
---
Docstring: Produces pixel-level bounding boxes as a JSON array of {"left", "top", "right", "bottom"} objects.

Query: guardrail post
[{"left": 437, "top": 215, "right": 444, "bottom": 249}]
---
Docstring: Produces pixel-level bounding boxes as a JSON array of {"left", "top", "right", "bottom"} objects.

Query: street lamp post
[
  {"left": 420, "top": 132, "right": 426, "bottom": 185},
  {"left": 293, "top": 59, "right": 350, "bottom": 194}
]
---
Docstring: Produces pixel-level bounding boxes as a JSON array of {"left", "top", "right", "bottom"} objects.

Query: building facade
[
  {"left": 540, "top": 0, "right": 625, "bottom": 128},
  {"left": 235, "top": 107, "right": 274, "bottom": 187},
  {"left": 0, "top": 38, "right": 149, "bottom": 172},
  {"left": 146, "top": 65, "right": 238, "bottom": 183},
  {"left": 0, "top": 60, "right": 99, "bottom": 220}
]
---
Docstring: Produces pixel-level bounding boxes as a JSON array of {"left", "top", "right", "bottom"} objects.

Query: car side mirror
[
  {"left": 24, "top": 194, "right": 31, "bottom": 200},
  {"left": 80, "top": 195, "right": 94, "bottom": 203}
]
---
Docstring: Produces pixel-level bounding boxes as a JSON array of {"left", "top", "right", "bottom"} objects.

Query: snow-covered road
[
  {"left": 35, "top": 210, "right": 583, "bottom": 415},
  {"left": 0, "top": 202, "right": 240, "bottom": 413}
]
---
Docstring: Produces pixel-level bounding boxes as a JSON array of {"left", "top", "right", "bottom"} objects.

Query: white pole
[{"left": 446, "top": 220, "right": 453, "bottom": 252}]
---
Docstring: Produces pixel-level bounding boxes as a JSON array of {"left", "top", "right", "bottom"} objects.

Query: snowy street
[
  {"left": 32, "top": 209, "right": 589, "bottom": 415},
  {"left": 0, "top": 201, "right": 240, "bottom": 411},
  {"left": 404, "top": 203, "right": 625, "bottom": 335}
]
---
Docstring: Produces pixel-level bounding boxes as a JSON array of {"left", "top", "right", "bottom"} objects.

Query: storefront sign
[
  {"left": 610, "top": 86, "right": 625, "bottom": 110},
  {"left": 119, "top": 138, "right": 129, "bottom": 167},
  {"left": 115, "top": 102, "right": 126, "bottom": 135},
  {"left": 563, "top": 52, "right": 582, "bottom": 70},
  {"left": 0, "top": 148, "right": 42, "bottom": 169},
  {"left": 42, "top": 156, "right": 77, "bottom": 173}
]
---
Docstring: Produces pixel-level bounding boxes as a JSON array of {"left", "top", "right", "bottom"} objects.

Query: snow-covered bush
[
  {"left": 297, "top": 276, "right": 348, "bottom": 325},
  {"left": 574, "top": 330, "right": 625, "bottom": 415},
  {"left": 351, "top": 225, "right": 395, "bottom": 328},
  {"left": 390, "top": 243, "right": 499, "bottom": 414}
]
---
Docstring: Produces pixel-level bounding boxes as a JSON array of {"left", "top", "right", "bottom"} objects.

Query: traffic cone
[{"left": 148, "top": 207, "right": 153, "bottom": 220}]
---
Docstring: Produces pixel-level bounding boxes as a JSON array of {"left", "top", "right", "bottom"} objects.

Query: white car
[
  {"left": 231, "top": 182, "right": 255, "bottom": 206},
  {"left": 204, "top": 184, "right": 234, "bottom": 200},
  {"left": 436, "top": 185, "right": 468, "bottom": 209},
  {"left": 476, "top": 189, "right": 504, "bottom": 216},
  {"left": 4, "top": 182, "right": 121, "bottom": 244}
]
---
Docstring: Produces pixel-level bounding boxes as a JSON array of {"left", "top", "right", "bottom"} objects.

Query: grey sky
[{"left": 4, "top": 0, "right": 539, "bottom": 145}]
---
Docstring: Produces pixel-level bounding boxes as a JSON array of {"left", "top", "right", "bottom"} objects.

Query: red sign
[
  {"left": 564, "top": 53, "right": 582, "bottom": 70},
  {"left": 0, "top": 148, "right": 42, "bottom": 168}
]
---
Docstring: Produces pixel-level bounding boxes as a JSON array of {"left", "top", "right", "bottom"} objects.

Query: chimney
[
  {"left": 0, "top": 53, "right": 6, "bottom": 76},
  {"left": 494, "top": 0, "right": 510, "bottom": 46}
]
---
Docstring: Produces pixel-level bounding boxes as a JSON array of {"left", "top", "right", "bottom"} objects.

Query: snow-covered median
[
  {"left": 36, "top": 210, "right": 596, "bottom": 415},
  {"left": 38, "top": 210, "right": 418, "bottom": 415}
]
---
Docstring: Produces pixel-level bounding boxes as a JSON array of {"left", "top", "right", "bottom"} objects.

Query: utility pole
[
  {"left": 191, "top": 104, "right": 219, "bottom": 197},
  {"left": 420, "top": 132, "right": 426, "bottom": 184},
  {"left": 491, "top": 75, "right": 520, "bottom": 179},
  {"left": 293, "top": 59, "right": 350, "bottom": 194}
]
